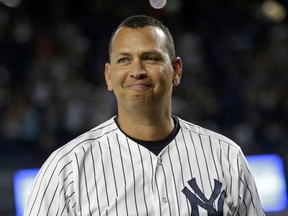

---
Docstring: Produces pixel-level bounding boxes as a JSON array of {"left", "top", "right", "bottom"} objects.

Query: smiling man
[
  {"left": 105, "top": 24, "right": 182, "bottom": 141},
  {"left": 24, "top": 15, "right": 265, "bottom": 216}
]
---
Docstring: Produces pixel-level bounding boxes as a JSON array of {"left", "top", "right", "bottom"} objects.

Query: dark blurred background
[{"left": 0, "top": 0, "right": 287, "bottom": 215}]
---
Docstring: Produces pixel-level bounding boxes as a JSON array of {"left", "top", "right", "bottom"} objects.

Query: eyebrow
[
  {"left": 115, "top": 49, "right": 163, "bottom": 56},
  {"left": 115, "top": 52, "right": 131, "bottom": 57}
]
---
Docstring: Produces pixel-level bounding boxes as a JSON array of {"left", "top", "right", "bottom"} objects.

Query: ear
[
  {"left": 104, "top": 63, "right": 113, "bottom": 91},
  {"left": 172, "top": 57, "right": 183, "bottom": 86}
]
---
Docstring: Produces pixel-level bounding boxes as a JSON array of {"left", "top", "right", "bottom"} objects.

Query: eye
[
  {"left": 117, "top": 57, "right": 130, "bottom": 64},
  {"left": 144, "top": 55, "right": 160, "bottom": 62}
]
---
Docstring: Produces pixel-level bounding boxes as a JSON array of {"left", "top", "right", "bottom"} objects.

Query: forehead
[{"left": 111, "top": 26, "right": 167, "bottom": 52}]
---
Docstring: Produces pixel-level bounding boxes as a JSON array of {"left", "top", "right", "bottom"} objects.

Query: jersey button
[
  {"left": 157, "top": 158, "right": 162, "bottom": 166},
  {"left": 162, "top": 197, "right": 168, "bottom": 203}
]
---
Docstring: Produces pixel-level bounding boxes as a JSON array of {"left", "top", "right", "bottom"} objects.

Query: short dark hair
[{"left": 109, "top": 15, "right": 176, "bottom": 61}]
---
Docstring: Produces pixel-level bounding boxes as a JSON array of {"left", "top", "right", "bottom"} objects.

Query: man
[{"left": 24, "top": 15, "right": 265, "bottom": 215}]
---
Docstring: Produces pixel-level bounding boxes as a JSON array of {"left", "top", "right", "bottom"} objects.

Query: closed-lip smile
[{"left": 125, "top": 81, "right": 153, "bottom": 90}]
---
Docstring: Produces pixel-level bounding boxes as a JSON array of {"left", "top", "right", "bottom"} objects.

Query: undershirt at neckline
[{"left": 114, "top": 116, "right": 180, "bottom": 155}]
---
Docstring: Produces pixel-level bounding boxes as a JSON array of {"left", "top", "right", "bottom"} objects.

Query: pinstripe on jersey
[{"left": 24, "top": 116, "right": 265, "bottom": 216}]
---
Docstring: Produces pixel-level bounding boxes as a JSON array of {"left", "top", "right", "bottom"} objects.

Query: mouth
[{"left": 125, "top": 82, "right": 153, "bottom": 90}]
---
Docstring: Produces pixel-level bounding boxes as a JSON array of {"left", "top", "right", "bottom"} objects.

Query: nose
[{"left": 131, "top": 61, "right": 147, "bottom": 79}]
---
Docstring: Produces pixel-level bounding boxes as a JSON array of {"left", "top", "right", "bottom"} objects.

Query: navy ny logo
[{"left": 182, "top": 178, "right": 227, "bottom": 216}]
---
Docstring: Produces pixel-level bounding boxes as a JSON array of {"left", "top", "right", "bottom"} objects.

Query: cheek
[
  {"left": 157, "top": 67, "right": 174, "bottom": 85},
  {"left": 153, "top": 74, "right": 173, "bottom": 94},
  {"left": 109, "top": 70, "right": 126, "bottom": 89}
]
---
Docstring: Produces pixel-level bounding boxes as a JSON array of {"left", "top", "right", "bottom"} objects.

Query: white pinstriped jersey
[{"left": 24, "top": 116, "right": 265, "bottom": 216}]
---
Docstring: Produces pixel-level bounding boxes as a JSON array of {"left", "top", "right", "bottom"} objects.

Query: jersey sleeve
[
  {"left": 237, "top": 150, "right": 266, "bottom": 215},
  {"left": 24, "top": 150, "right": 76, "bottom": 216}
]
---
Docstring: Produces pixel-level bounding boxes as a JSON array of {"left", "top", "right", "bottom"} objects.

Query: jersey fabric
[{"left": 24, "top": 116, "right": 265, "bottom": 216}]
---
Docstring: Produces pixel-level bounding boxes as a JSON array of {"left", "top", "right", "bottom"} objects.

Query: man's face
[{"left": 105, "top": 26, "right": 182, "bottom": 111}]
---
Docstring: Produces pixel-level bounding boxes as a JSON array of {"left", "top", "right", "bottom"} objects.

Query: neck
[{"left": 117, "top": 109, "right": 174, "bottom": 141}]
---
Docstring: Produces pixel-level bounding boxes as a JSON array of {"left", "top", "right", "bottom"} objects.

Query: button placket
[
  {"left": 162, "top": 197, "right": 168, "bottom": 203},
  {"left": 154, "top": 155, "right": 171, "bottom": 215},
  {"left": 156, "top": 157, "right": 162, "bottom": 166}
]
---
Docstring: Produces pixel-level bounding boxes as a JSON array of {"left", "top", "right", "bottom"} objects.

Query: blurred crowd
[{"left": 0, "top": 0, "right": 287, "bottom": 169}]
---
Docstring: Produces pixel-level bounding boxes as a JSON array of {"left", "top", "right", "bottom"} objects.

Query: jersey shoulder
[
  {"left": 49, "top": 117, "right": 118, "bottom": 161},
  {"left": 177, "top": 117, "right": 241, "bottom": 152}
]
